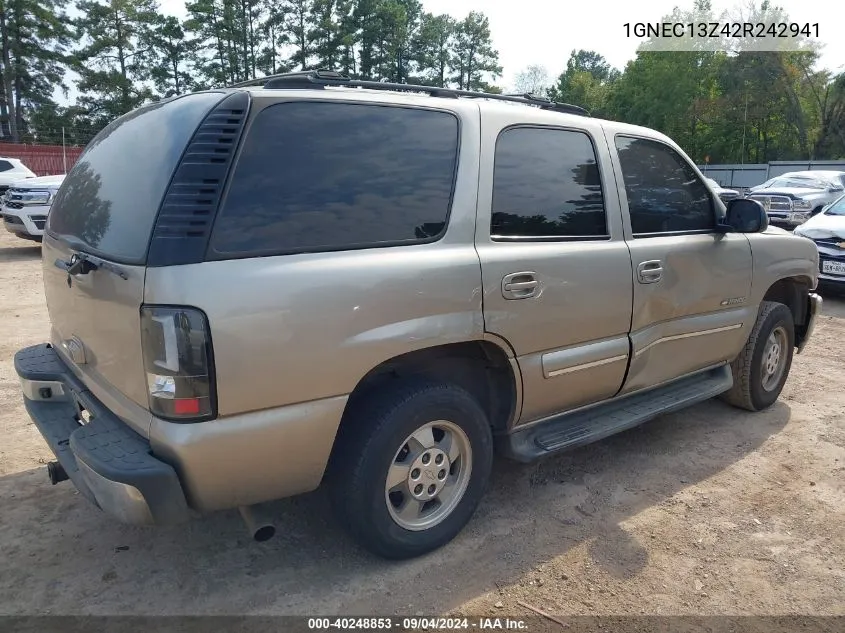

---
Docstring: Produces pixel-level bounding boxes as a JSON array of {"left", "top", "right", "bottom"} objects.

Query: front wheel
[
  {"left": 722, "top": 301, "right": 795, "bottom": 411},
  {"left": 329, "top": 381, "right": 493, "bottom": 559}
]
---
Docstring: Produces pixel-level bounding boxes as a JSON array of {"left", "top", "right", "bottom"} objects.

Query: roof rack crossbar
[{"left": 228, "top": 70, "right": 590, "bottom": 116}]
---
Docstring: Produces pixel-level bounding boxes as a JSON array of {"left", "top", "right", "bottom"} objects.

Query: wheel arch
[
  {"left": 338, "top": 338, "right": 522, "bottom": 438},
  {"left": 761, "top": 276, "right": 814, "bottom": 347}
]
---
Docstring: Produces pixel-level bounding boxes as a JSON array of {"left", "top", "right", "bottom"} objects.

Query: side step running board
[{"left": 501, "top": 365, "right": 733, "bottom": 463}]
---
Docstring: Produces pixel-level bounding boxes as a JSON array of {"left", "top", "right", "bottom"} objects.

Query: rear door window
[
  {"left": 491, "top": 126, "right": 607, "bottom": 239},
  {"left": 0, "top": 160, "right": 12, "bottom": 172},
  {"left": 46, "top": 91, "right": 226, "bottom": 264},
  {"left": 208, "top": 101, "right": 459, "bottom": 257}
]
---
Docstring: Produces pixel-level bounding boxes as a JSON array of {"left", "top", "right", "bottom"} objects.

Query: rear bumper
[{"left": 15, "top": 344, "right": 190, "bottom": 525}]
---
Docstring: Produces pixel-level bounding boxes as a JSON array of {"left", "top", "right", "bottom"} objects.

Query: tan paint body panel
[
  {"left": 149, "top": 396, "right": 348, "bottom": 512},
  {"left": 41, "top": 234, "right": 151, "bottom": 436},
  {"left": 139, "top": 95, "right": 486, "bottom": 508},
  {"left": 35, "top": 89, "right": 821, "bottom": 516},
  {"left": 621, "top": 233, "right": 754, "bottom": 392},
  {"left": 474, "top": 106, "right": 634, "bottom": 424}
]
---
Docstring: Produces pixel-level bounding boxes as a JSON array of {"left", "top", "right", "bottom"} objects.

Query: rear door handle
[
  {"left": 502, "top": 272, "right": 539, "bottom": 299},
  {"left": 637, "top": 260, "right": 663, "bottom": 284}
]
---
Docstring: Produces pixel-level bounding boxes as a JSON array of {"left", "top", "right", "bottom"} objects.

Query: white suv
[
  {"left": 2, "top": 174, "right": 65, "bottom": 242},
  {"left": 0, "top": 157, "right": 36, "bottom": 194}
]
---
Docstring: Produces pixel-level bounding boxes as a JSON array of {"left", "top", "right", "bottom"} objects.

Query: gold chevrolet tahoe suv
[{"left": 15, "top": 71, "right": 822, "bottom": 559}]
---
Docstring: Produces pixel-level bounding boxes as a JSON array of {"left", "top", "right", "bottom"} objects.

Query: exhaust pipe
[
  {"left": 47, "top": 461, "right": 68, "bottom": 485},
  {"left": 238, "top": 505, "right": 276, "bottom": 542}
]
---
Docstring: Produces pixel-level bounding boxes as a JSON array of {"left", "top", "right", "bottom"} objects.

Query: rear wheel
[
  {"left": 329, "top": 380, "right": 493, "bottom": 559},
  {"left": 722, "top": 301, "right": 795, "bottom": 411}
]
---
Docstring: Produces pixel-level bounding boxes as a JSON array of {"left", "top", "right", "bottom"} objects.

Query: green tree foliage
[
  {"left": 255, "top": 0, "right": 290, "bottom": 75},
  {"left": 149, "top": 15, "right": 194, "bottom": 97},
  {"left": 548, "top": 50, "right": 620, "bottom": 116},
  {"left": 11, "top": 0, "right": 843, "bottom": 162},
  {"left": 0, "top": 0, "right": 71, "bottom": 141},
  {"left": 411, "top": 12, "right": 454, "bottom": 86},
  {"left": 548, "top": 0, "right": 845, "bottom": 162},
  {"left": 73, "top": 0, "right": 159, "bottom": 127},
  {"left": 451, "top": 11, "right": 501, "bottom": 91}
]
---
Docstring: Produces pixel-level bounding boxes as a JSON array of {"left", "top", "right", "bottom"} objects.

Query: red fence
[{"left": 0, "top": 143, "right": 84, "bottom": 176}]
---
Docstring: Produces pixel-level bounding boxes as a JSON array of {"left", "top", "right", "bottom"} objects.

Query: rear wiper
[
  {"left": 50, "top": 234, "right": 129, "bottom": 281},
  {"left": 54, "top": 252, "right": 129, "bottom": 281}
]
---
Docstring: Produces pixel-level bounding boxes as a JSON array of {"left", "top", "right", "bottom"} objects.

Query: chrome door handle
[
  {"left": 637, "top": 260, "right": 663, "bottom": 284},
  {"left": 502, "top": 272, "right": 539, "bottom": 299}
]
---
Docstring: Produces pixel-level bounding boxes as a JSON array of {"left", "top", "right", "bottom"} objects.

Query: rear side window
[
  {"left": 47, "top": 92, "right": 226, "bottom": 263},
  {"left": 0, "top": 160, "right": 12, "bottom": 172},
  {"left": 491, "top": 127, "right": 607, "bottom": 239},
  {"left": 615, "top": 136, "right": 714, "bottom": 235},
  {"left": 209, "top": 101, "right": 459, "bottom": 257}
]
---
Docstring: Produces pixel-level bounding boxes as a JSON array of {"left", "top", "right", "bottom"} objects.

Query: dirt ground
[{"left": 0, "top": 228, "right": 843, "bottom": 619}]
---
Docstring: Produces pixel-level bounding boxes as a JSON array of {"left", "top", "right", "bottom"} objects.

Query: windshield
[
  {"left": 765, "top": 177, "right": 831, "bottom": 190},
  {"left": 825, "top": 195, "right": 845, "bottom": 216}
]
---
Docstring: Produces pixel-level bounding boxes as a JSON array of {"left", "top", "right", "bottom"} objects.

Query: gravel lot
[{"left": 1, "top": 229, "right": 843, "bottom": 619}]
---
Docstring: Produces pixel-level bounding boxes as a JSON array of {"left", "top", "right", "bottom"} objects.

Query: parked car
[
  {"left": 2, "top": 174, "right": 65, "bottom": 242},
  {"left": 14, "top": 72, "right": 822, "bottom": 559},
  {"left": 793, "top": 193, "right": 845, "bottom": 289},
  {"left": 746, "top": 171, "right": 845, "bottom": 227},
  {"left": 0, "top": 157, "right": 36, "bottom": 195},
  {"left": 704, "top": 177, "right": 740, "bottom": 203}
]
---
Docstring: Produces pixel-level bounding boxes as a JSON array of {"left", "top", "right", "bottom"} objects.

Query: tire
[
  {"left": 721, "top": 301, "right": 795, "bottom": 412},
  {"left": 329, "top": 380, "right": 493, "bottom": 559}
]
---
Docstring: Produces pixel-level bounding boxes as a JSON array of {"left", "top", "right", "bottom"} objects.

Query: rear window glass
[
  {"left": 209, "top": 101, "right": 459, "bottom": 257},
  {"left": 47, "top": 92, "right": 225, "bottom": 263}
]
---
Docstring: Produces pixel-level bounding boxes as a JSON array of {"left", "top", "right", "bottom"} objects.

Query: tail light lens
[{"left": 140, "top": 305, "right": 216, "bottom": 422}]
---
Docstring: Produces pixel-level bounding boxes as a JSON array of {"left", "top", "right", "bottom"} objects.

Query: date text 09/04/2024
[
  {"left": 307, "top": 618, "right": 529, "bottom": 630},
  {"left": 624, "top": 22, "right": 819, "bottom": 38}
]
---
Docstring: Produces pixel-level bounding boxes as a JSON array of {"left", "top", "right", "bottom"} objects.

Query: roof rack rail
[{"left": 228, "top": 70, "right": 589, "bottom": 116}]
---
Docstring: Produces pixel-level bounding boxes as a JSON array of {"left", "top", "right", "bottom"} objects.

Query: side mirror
[{"left": 718, "top": 198, "right": 769, "bottom": 233}]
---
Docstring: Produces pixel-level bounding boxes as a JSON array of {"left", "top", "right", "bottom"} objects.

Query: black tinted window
[
  {"left": 0, "top": 160, "right": 12, "bottom": 172},
  {"left": 615, "top": 136, "right": 714, "bottom": 235},
  {"left": 210, "top": 102, "right": 459, "bottom": 256},
  {"left": 47, "top": 92, "right": 225, "bottom": 263},
  {"left": 492, "top": 127, "right": 606, "bottom": 238}
]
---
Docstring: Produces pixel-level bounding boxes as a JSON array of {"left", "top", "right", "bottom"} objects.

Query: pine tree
[
  {"left": 412, "top": 12, "right": 454, "bottom": 86},
  {"left": 0, "top": 0, "right": 72, "bottom": 141},
  {"left": 150, "top": 15, "right": 194, "bottom": 97},
  {"left": 285, "top": 0, "right": 312, "bottom": 71},
  {"left": 73, "top": 0, "right": 159, "bottom": 125},
  {"left": 256, "top": 0, "right": 290, "bottom": 75},
  {"left": 309, "top": 0, "right": 341, "bottom": 71},
  {"left": 451, "top": 11, "right": 501, "bottom": 91}
]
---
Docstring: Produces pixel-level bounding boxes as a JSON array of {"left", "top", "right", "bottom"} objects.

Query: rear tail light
[{"left": 140, "top": 305, "right": 216, "bottom": 422}]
